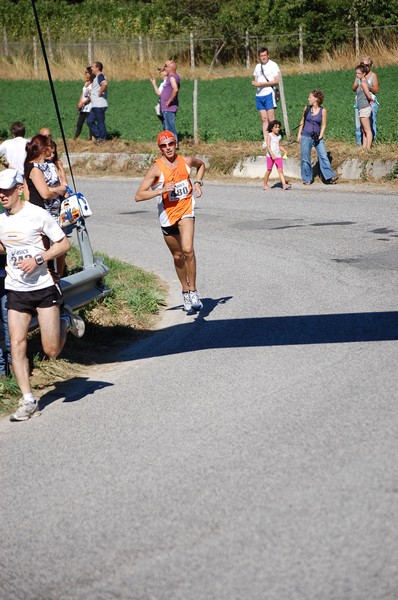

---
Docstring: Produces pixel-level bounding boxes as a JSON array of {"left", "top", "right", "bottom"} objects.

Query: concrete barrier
[{"left": 63, "top": 153, "right": 398, "bottom": 182}]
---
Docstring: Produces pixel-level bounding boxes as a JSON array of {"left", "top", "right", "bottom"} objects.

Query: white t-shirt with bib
[{"left": 0, "top": 202, "right": 65, "bottom": 292}]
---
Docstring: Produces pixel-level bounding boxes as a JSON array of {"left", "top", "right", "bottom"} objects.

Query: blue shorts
[{"left": 256, "top": 94, "right": 276, "bottom": 111}]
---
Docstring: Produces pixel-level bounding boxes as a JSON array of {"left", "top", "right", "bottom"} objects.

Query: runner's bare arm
[
  {"left": 18, "top": 236, "right": 70, "bottom": 275},
  {"left": 135, "top": 163, "right": 174, "bottom": 201},
  {"left": 185, "top": 156, "right": 205, "bottom": 198}
]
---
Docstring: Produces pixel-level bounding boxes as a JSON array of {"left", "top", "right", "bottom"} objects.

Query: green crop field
[{"left": 0, "top": 66, "right": 397, "bottom": 143}]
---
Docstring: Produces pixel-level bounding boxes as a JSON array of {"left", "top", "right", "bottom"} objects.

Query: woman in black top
[
  {"left": 23, "top": 135, "right": 66, "bottom": 209},
  {"left": 23, "top": 134, "right": 67, "bottom": 276}
]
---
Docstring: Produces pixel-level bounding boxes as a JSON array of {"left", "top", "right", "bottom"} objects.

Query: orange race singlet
[{"left": 153, "top": 155, "right": 194, "bottom": 227}]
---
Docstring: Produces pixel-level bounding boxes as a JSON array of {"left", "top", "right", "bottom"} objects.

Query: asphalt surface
[{"left": 1, "top": 178, "right": 398, "bottom": 600}]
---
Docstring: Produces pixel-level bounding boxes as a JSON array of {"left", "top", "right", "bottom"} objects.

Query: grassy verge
[{"left": 0, "top": 246, "right": 167, "bottom": 418}]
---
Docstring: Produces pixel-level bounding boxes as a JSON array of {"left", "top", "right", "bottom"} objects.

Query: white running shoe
[
  {"left": 261, "top": 141, "right": 267, "bottom": 149},
  {"left": 182, "top": 291, "right": 192, "bottom": 312},
  {"left": 10, "top": 400, "right": 40, "bottom": 421},
  {"left": 62, "top": 305, "right": 85, "bottom": 338},
  {"left": 189, "top": 290, "right": 203, "bottom": 311}
]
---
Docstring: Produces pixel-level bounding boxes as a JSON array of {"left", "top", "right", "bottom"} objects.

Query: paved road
[{"left": 1, "top": 179, "right": 398, "bottom": 600}]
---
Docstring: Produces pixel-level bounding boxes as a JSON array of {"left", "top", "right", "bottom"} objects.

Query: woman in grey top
[{"left": 354, "top": 65, "right": 373, "bottom": 149}]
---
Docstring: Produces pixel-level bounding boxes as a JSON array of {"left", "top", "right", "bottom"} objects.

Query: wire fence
[{"left": 2, "top": 23, "right": 398, "bottom": 75}]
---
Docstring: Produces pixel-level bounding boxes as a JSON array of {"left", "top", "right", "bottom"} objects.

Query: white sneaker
[
  {"left": 182, "top": 291, "right": 192, "bottom": 312},
  {"left": 189, "top": 290, "right": 203, "bottom": 311},
  {"left": 62, "top": 305, "right": 85, "bottom": 338},
  {"left": 262, "top": 141, "right": 267, "bottom": 149},
  {"left": 10, "top": 400, "right": 40, "bottom": 421}
]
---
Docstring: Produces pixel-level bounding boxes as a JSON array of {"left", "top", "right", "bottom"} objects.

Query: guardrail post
[{"left": 75, "top": 220, "right": 95, "bottom": 269}]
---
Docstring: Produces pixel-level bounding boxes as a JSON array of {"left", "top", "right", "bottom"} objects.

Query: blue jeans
[
  {"left": 355, "top": 103, "right": 378, "bottom": 145},
  {"left": 300, "top": 136, "right": 336, "bottom": 183},
  {"left": 163, "top": 111, "right": 178, "bottom": 143},
  {"left": 87, "top": 107, "right": 107, "bottom": 140},
  {"left": 0, "top": 283, "right": 11, "bottom": 375}
]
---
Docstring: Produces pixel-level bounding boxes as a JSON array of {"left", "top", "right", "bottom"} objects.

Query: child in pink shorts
[{"left": 263, "top": 120, "right": 291, "bottom": 190}]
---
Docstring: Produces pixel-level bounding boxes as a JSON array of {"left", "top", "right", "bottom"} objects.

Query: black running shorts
[{"left": 6, "top": 284, "right": 64, "bottom": 316}]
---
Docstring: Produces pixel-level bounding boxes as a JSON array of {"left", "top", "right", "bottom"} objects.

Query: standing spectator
[
  {"left": 43, "top": 140, "right": 68, "bottom": 276},
  {"left": 135, "top": 131, "right": 205, "bottom": 314},
  {"left": 24, "top": 135, "right": 66, "bottom": 214},
  {"left": 0, "top": 122, "right": 29, "bottom": 173},
  {"left": 87, "top": 61, "right": 108, "bottom": 143},
  {"left": 160, "top": 61, "right": 180, "bottom": 147},
  {"left": 353, "top": 65, "right": 373, "bottom": 150},
  {"left": 252, "top": 48, "right": 280, "bottom": 149},
  {"left": 150, "top": 68, "right": 167, "bottom": 123},
  {"left": 353, "top": 57, "right": 379, "bottom": 145},
  {"left": 263, "top": 120, "right": 291, "bottom": 190},
  {"left": 74, "top": 66, "right": 94, "bottom": 139},
  {"left": 297, "top": 89, "right": 338, "bottom": 185},
  {"left": 0, "top": 168, "right": 84, "bottom": 422},
  {"left": 39, "top": 127, "right": 68, "bottom": 186}
]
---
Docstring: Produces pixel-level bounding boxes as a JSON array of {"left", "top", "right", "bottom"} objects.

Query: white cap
[{"left": 0, "top": 168, "right": 24, "bottom": 190}]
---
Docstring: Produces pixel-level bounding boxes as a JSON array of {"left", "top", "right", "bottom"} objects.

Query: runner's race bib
[{"left": 168, "top": 179, "right": 191, "bottom": 202}]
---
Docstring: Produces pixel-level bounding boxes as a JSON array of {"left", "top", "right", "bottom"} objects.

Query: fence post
[
  {"left": 190, "top": 32, "right": 195, "bottom": 71},
  {"left": 193, "top": 79, "right": 198, "bottom": 144},
  {"left": 88, "top": 37, "right": 92, "bottom": 65},
  {"left": 299, "top": 26, "right": 303, "bottom": 65},
  {"left": 33, "top": 36, "right": 38, "bottom": 76},
  {"left": 147, "top": 37, "right": 152, "bottom": 63},
  {"left": 46, "top": 27, "right": 54, "bottom": 60},
  {"left": 278, "top": 71, "right": 290, "bottom": 138},
  {"left": 245, "top": 30, "right": 250, "bottom": 70},
  {"left": 3, "top": 26, "right": 8, "bottom": 57},
  {"left": 138, "top": 35, "right": 144, "bottom": 65},
  {"left": 355, "top": 21, "right": 359, "bottom": 59}
]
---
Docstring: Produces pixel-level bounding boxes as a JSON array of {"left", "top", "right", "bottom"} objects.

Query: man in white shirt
[
  {"left": 0, "top": 169, "right": 85, "bottom": 422},
  {"left": 252, "top": 48, "right": 280, "bottom": 149},
  {"left": 0, "top": 122, "right": 29, "bottom": 172}
]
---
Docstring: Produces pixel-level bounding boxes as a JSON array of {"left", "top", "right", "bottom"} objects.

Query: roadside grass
[{"left": 0, "top": 246, "right": 167, "bottom": 418}]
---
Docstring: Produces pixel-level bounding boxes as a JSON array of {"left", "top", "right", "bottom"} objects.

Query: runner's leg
[
  {"left": 163, "top": 232, "right": 190, "bottom": 291},
  {"left": 178, "top": 218, "right": 197, "bottom": 291},
  {"left": 8, "top": 310, "right": 32, "bottom": 395},
  {"left": 37, "top": 305, "right": 67, "bottom": 359}
]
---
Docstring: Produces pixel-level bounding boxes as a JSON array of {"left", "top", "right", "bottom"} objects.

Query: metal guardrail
[{"left": 27, "top": 219, "right": 110, "bottom": 335}]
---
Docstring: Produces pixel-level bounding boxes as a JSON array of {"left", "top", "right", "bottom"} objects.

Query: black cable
[{"left": 31, "top": 0, "right": 76, "bottom": 192}]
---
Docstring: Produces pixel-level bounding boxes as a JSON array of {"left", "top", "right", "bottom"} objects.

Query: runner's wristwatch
[
  {"left": 34, "top": 254, "right": 44, "bottom": 265},
  {"left": 194, "top": 180, "right": 203, "bottom": 186}
]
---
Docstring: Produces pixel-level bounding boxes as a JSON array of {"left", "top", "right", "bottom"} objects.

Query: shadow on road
[
  {"left": 38, "top": 377, "right": 113, "bottom": 410},
  {"left": 119, "top": 304, "right": 398, "bottom": 361}
]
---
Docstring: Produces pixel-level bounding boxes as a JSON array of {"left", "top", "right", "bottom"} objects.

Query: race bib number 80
[{"left": 168, "top": 179, "right": 191, "bottom": 202}]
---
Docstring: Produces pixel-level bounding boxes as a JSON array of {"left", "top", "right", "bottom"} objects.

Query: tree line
[{"left": 1, "top": 0, "right": 398, "bottom": 60}]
